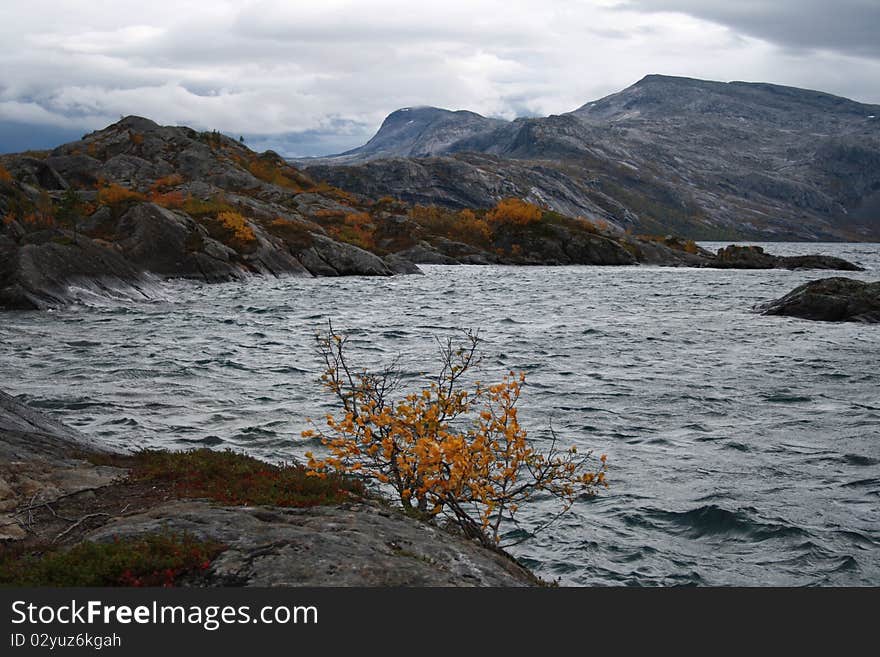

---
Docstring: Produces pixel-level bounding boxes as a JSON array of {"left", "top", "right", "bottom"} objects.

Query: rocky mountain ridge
[{"left": 302, "top": 75, "right": 880, "bottom": 241}]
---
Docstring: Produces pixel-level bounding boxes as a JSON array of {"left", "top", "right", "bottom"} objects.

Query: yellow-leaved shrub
[
  {"left": 304, "top": 326, "right": 608, "bottom": 548},
  {"left": 216, "top": 210, "right": 256, "bottom": 244}
]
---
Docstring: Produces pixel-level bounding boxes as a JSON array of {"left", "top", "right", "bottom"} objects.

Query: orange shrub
[
  {"left": 305, "top": 328, "right": 608, "bottom": 548},
  {"left": 683, "top": 239, "right": 700, "bottom": 254},
  {"left": 20, "top": 213, "right": 55, "bottom": 228},
  {"left": 486, "top": 198, "right": 542, "bottom": 226},
  {"left": 0, "top": 165, "right": 12, "bottom": 183},
  {"left": 328, "top": 212, "right": 376, "bottom": 251},
  {"left": 182, "top": 194, "right": 234, "bottom": 218},
  {"left": 217, "top": 210, "right": 256, "bottom": 243},
  {"left": 312, "top": 181, "right": 358, "bottom": 205},
  {"left": 247, "top": 159, "right": 303, "bottom": 191},
  {"left": 97, "top": 183, "right": 144, "bottom": 207},
  {"left": 266, "top": 217, "right": 314, "bottom": 250},
  {"left": 451, "top": 209, "right": 492, "bottom": 244},
  {"left": 313, "top": 209, "right": 347, "bottom": 220}
]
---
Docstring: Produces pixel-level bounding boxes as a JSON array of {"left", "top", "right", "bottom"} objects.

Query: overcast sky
[{"left": 1, "top": 0, "right": 878, "bottom": 156}]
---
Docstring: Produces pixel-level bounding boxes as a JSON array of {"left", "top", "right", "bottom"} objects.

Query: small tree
[{"left": 304, "top": 325, "right": 608, "bottom": 548}]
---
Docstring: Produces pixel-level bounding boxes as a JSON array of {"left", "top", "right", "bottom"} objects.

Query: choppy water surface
[{"left": 2, "top": 242, "right": 878, "bottom": 586}]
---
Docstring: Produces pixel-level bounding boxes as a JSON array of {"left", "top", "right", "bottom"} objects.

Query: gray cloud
[
  {"left": 1, "top": 1, "right": 879, "bottom": 156},
  {"left": 621, "top": 0, "right": 880, "bottom": 58}
]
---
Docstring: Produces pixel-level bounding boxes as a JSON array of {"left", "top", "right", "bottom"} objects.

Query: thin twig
[
  {"left": 42, "top": 503, "right": 76, "bottom": 523},
  {"left": 12, "top": 486, "right": 110, "bottom": 516},
  {"left": 52, "top": 513, "right": 111, "bottom": 543}
]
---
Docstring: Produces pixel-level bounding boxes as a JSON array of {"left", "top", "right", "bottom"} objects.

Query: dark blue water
[{"left": 1, "top": 242, "right": 878, "bottom": 585}]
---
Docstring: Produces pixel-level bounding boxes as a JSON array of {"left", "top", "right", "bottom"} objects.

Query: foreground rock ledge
[
  {"left": 0, "top": 390, "right": 536, "bottom": 586},
  {"left": 759, "top": 277, "right": 880, "bottom": 323}
]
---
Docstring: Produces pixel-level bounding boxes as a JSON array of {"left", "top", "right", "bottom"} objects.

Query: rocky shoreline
[
  {"left": 0, "top": 116, "right": 865, "bottom": 310},
  {"left": 0, "top": 389, "right": 538, "bottom": 586}
]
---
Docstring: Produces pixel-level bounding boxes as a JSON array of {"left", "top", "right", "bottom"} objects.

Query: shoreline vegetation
[
  {"left": 0, "top": 400, "right": 543, "bottom": 586},
  {"left": 1, "top": 336, "right": 573, "bottom": 587},
  {"left": 0, "top": 116, "right": 865, "bottom": 311}
]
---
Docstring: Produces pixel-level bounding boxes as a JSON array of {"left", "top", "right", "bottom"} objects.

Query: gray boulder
[
  {"left": 759, "top": 277, "right": 880, "bottom": 323},
  {"left": 114, "top": 203, "right": 245, "bottom": 282},
  {"left": 299, "top": 233, "right": 394, "bottom": 276},
  {"left": 383, "top": 254, "right": 424, "bottom": 275},
  {"left": 394, "top": 241, "right": 462, "bottom": 265},
  {"left": 86, "top": 500, "right": 535, "bottom": 587}
]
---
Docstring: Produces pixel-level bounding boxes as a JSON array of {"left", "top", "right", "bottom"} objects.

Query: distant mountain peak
[
  {"left": 300, "top": 106, "right": 507, "bottom": 164},
  {"left": 573, "top": 73, "right": 879, "bottom": 120}
]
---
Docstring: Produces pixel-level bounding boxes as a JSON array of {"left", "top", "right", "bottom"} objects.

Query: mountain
[
  {"left": 301, "top": 75, "right": 880, "bottom": 240},
  {"left": 304, "top": 106, "right": 506, "bottom": 164}
]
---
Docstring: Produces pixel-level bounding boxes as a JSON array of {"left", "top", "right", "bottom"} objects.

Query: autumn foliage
[
  {"left": 216, "top": 210, "right": 256, "bottom": 244},
  {"left": 0, "top": 164, "right": 12, "bottom": 183},
  {"left": 409, "top": 205, "right": 493, "bottom": 246},
  {"left": 97, "top": 182, "right": 144, "bottom": 207},
  {"left": 305, "top": 327, "right": 608, "bottom": 548},
  {"left": 486, "top": 198, "right": 543, "bottom": 226}
]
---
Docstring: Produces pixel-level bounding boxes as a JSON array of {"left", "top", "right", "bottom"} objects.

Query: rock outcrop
[
  {"left": 759, "top": 277, "right": 880, "bottom": 323},
  {"left": 0, "top": 230, "right": 152, "bottom": 310},
  {"left": 0, "top": 390, "right": 536, "bottom": 586},
  {"left": 1, "top": 116, "right": 427, "bottom": 309},
  {"left": 714, "top": 245, "right": 865, "bottom": 271},
  {"left": 86, "top": 500, "right": 534, "bottom": 586},
  {"left": 0, "top": 390, "right": 124, "bottom": 539}
]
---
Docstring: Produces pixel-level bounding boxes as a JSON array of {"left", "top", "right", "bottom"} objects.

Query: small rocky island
[
  {"left": 0, "top": 116, "right": 864, "bottom": 310},
  {"left": 760, "top": 277, "right": 880, "bottom": 323},
  {"left": 0, "top": 389, "right": 537, "bottom": 586}
]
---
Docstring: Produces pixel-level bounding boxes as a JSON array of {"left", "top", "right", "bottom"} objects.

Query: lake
[{"left": 2, "top": 241, "right": 878, "bottom": 585}]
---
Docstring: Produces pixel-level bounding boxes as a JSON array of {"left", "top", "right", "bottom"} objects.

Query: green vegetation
[
  {"left": 0, "top": 533, "right": 224, "bottom": 587},
  {"left": 0, "top": 448, "right": 366, "bottom": 587},
  {"left": 119, "top": 448, "right": 365, "bottom": 508}
]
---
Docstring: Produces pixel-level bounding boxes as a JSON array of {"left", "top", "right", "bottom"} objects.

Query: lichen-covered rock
[
  {"left": 759, "top": 277, "right": 880, "bottom": 323},
  {"left": 0, "top": 390, "right": 124, "bottom": 539},
  {"left": 86, "top": 500, "right": 536, "bottom": 587}
]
